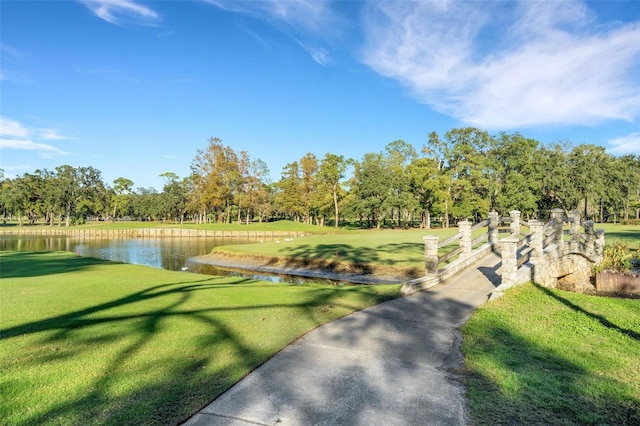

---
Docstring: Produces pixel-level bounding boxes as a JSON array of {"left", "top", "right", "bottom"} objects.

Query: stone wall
[
  {"left": 0, "top": 228, "right": 306, "bottom": 239},
  {"left": 534, "top": 253, "right": 596, "bottom": 292}
]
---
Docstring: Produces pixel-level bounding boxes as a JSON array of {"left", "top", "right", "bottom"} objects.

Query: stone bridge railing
[
  {"left": 402, "top": 210, "right": 518, "bottom": 294},
  {"left": 402, "top": 209, "right": 605, "bottom": 296},
  {"left": 498, "top": 208, "right": 604, "bottom": 293}
]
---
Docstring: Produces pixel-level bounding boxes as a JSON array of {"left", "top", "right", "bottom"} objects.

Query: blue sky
[{"left": 1, "top": 0, "right": 639, "bottom": 190}]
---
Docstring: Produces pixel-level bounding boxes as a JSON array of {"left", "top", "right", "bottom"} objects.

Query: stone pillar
[
  {"left": 550, "top": 208, "right": 565, "bottom": 251},
  {"left": 584, "top": 220, "right": 594, "bottom": 255},
  {"left": 488, "top": 211, "right": 499, "bottom": 247},
  {"left": 570, "top": 210, "right": 581, "bottom": 253},
  {"left": 595, "top": 229, "right": 605, "bottom": 262},
  {"left": 423, "top": 235, "right": 439, "bottom": 277},
  {"left": 458, "top": 221, "right": 472, "bottom": 259},
  {"left": 500, "top": 236, "right": 520, "bottom": 288},
  {"left": 528, "top": 219, "right": 543, "bottom": 262},
  {"left": 509, "top": 210, "right": 521, "bottom": 236}
]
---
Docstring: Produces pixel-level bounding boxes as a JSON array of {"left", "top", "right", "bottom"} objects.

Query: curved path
[{"left": 183, "top": 252, "right": 502, "bottom": 426}]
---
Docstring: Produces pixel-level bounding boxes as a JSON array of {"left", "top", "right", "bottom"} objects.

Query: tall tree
[
  {"left": 537, "top": 143, "right": 576, "bottom": 215},
  {"left": 407, "top": 157, "right": 445, "bottom": 228},
  {"left": 384, "top": 140, "right": 418, "bottom": 227},
  {"left": 605, "top": 154, "right": 640, "bottom": 221},
  {"left": 236, "top": 152, "right": 270, "bottom": 224},
  {"left": 111, "top": 177, "right": 134, "bottom": 220},
  {"left": 317, "top": 153, "right": 350, "bottom": 228},
  {"left": 276, "top": 161, "right": 303, "bottom": 221},
  {"left": 160, "top": 172, "right": 188, "bottom": 223},
  {"left": 350, "top": 152, "right": 389, "bottom": 229},
  {"left": 568, "top": 144, "right": 608, "bottom": 219},
  {"left": 299, "top": 153, "right": 318, "bottom": 224},
  {"left": 493, "top": 133, "right": 541, "bottom": 217},
  {"left": 132, "top": 187, "right": 162, "bottom": 221},
  {"left": 190, "top": 137, "right": 241, "bottom": 223}
]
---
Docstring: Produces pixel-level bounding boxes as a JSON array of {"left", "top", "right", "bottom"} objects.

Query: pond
[{"left": 0, "top": 235, "right": 346, "bottom": 285}]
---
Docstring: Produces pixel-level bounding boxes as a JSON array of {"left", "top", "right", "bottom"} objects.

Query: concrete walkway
[{"left": 183, "top": 252, "right": 502, "bottom": 426}]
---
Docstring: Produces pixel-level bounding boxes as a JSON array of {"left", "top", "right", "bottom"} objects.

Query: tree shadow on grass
[
  {"left": 603, "top": 228, "right": 640, "bottom": 245},
  {"left": 274, "top": 241, "right": 425, "bottom": 279},
  {"left": 536, "top": 284, "right": 640, "bottom": 341},
  {"left": 464, "top": 323, "right": 640, "bottom": 425},
  {"left": 1, "top": 252, "right": 397, "bottom": 425},
  {"left": 463, "top": 286, "right": 640, "bottom": 425},
  {"left": 0, "top": 250, "right": 112, "bottom": 278}
]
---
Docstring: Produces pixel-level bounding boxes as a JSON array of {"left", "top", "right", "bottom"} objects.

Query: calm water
[{"left": 0, "top": 235, "right": 345, "bottom": 284}]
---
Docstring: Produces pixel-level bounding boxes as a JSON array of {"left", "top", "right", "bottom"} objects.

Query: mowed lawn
[
  {"left": 0, "top": 251, "right": 400, "bottom": 425},
  {"left": 462, "top": 283, "right": 640, "bottom": 425},
  {"left": 212, "top": 228, "right": 461, "bottom": 277}
]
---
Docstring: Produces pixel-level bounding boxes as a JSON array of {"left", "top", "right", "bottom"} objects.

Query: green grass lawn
[
  {"left": 597, "top": 223, "right": 640, "bottom": 246},
  {"left": 212, "top": 228, "right": 461, "bottom": 277},
  {"left": 212, "top": 224, "right": 640, "bottom": 273},
  {"left": 0, "top": 251, "right": 401, "bottom": 425},
  {"left": 462, "top": 283, "right": 640, "bottom": 425}
]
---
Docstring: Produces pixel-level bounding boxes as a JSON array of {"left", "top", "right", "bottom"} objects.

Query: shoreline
[{"left": 189, "top": 252, "right": 411, "bottom": 285}]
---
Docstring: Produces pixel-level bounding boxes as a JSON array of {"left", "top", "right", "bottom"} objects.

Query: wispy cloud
[
  {"left": 0, "top": 138, "right": 66, "bottom": 154},
  {"left": 0, "top": 117, "right": 30, "bottom": 138},
  {"left": 162, "top": 154, "right": 184, "bottom": 160},
  {"left": 296, "top": 39, "right": 330, "bottom": 66},
  {"left": 0, "top": 117, "right": 71, "bottom": 158},
  {"left": 0, "top": 43, "right": 28, "bottom": 82},
  {"left": 362, "top": 0, "right": 640, "bottom": 129},
  {"left": 78, "top": 0, "right": 160, "bottom": 26},
  {"left": 38, "top": 128, "right": 78, "bottom": 141},
  {"left": 205, "top": 0, "right": 335, "bottom": 64},
  {"left": 608, "top": 132, "right": 640, "bottom": 155},
  {"left": 205, "top": 0, "right": 332, "bottom": 31},
  {"left": 1, "top": 43, "right": 23, "bottom": 59}
]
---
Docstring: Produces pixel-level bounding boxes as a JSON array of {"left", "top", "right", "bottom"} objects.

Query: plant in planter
[
  {"left": 593, "top": 241, "right": 640, "bottom": 296},
  {"left": 594, "top": 241, "right": 639, "bottom": 273}
]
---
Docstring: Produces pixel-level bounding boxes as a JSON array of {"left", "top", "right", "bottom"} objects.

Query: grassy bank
[
  {"left": 210, "top": 228, "right": 461, "bottom": 279},
  {"left": 462, "top": 283, "right": 640, "bottom": 425},
  {"left": 0, "top": 251, "right": 400, "bottom": 425},
  {"left": 210, "top": 224, "right": 640, "bottom": 278}
]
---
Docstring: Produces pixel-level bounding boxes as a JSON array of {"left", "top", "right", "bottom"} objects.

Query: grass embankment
[
  {"left": 462, "top": 283, "right": 640, "bottom": 425},
  {"left": 210, "top": 224, "right": 640, "bottom": 276},
  {"left": 210, "top": 228, "right": 461, "bottom": 279},
  {"left": 0, "top": 251, "right": 401, "bottom": 425}
]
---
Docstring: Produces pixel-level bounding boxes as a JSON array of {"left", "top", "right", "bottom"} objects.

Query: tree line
[{"left": 2, "top": 128, "right": 639, "bottom": 228}]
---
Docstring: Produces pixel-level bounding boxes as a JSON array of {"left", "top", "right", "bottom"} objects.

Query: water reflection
[
  {"left": 189, "top": 262, "right": 346, "bottom": 285},
  {"left": 0, "top": 235, "right": 349, "bottom": 285}
]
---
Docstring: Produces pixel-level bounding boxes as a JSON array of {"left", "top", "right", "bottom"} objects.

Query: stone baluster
[
  {"left": 500, "top": 236, "right": 520, "bottom": 288},
  {"left": 458, "top": 221, "right": 472, "bottom": 259},
  {"left": 570, "top": 210, "right": 581, "bottom": 253},
  {"left": 509, "top": 210, "right": 521, "bottom": 236},
  {"left": 583, "top": 220, "right": 594, "bottom": 255},
  {"left": 488, "top": 211, "right": 499, "bottom": 247},
  {"left": 550, "top": 208, "right": 565, "bottom": 251},
  {"left": 595, "top": 229, "right": 605, "bottom": 263},
  {"left": 423, "top": 235, "right": 439, "bottom": 277},
  {"left": 528, "top": 219, "right": 543, "bottom": 262}
]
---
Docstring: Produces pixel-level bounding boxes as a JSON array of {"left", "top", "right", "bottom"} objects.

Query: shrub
[{"left": 594, "top": 241, "right": 640, "bottom": 273}]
